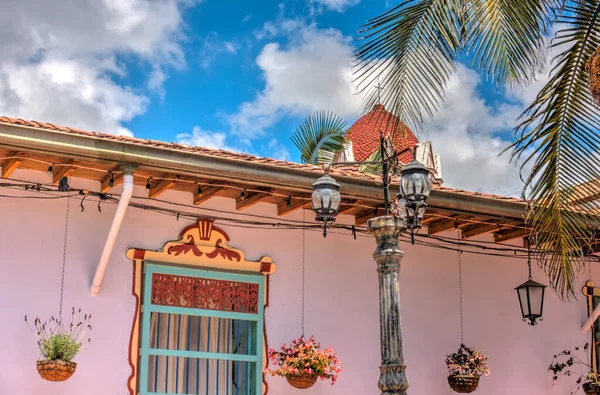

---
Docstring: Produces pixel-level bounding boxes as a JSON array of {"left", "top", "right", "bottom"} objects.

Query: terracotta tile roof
[
  {"left": 0, "top": 115, "right": 524, "bottom": 204},
  {"left": 345, "top": 104, "right": 419, "bottom": 163}
]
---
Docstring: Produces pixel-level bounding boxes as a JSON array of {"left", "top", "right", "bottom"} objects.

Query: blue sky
[{"left": 0, "top": 0, "right": 549, "bottom": 195}]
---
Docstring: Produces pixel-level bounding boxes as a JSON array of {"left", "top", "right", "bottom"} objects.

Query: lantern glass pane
[
  {"left": 416, "top": 205, "right": 426, "bottom": 220},
  {"left": 331, "top": 189, "right": 341, "bottom": 211},
  {"left": 422, "top": 174, "right": 431, "bottom": 196},
  {"left": 312, "top": 189, "right": 322, "bottom": 209},
  {"left": 518, "top": 287, "right": 530, "bottom": 316},
  {"left": 413, "top": 174, "right": 424, "bottom": 195},
  {"left": 400, "top": 175, "right": 412, "bottom": 198},
  {"left": 321, "top": 188, "right": 331, "bottom": 210},
  {"left": 529, "top": 286, "right": 544, "bottom": 316}
]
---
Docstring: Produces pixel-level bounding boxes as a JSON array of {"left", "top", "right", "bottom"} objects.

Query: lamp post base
[{"left": 367, "top": 215, "right": 409, "bottom": 395}]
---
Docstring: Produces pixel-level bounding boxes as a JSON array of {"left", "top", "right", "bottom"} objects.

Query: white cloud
[
  {"left": 424, "top": 64, "right": 529, "bottom": 195},
  {"left": 177, "top": 126, "right": 236, "bottom": 151},
  {"left": 0, "top": 0, "right": 194, "bottom": 135},
  {"left": 265, "top": 139, "right": 291, "bottom": 161},
  {"left": 311, "top": 0, "right": 360, "bottom": 12},
  {"left": 199, "top": 32, "right": 239, "bottom": 68},
  {"left": 229, "top": 21, "right": 362, "bottom": 137}
]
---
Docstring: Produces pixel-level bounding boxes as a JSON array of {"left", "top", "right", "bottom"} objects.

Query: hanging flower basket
[
  {"left": 583, "top": 381, "right": 600, "bottom": 395},
  {"left": 448, "top": 375, "right": 480, "bottom": 393},
  {"left": 286, "top": 373, "right": 319, "bottom": 389},
  {"left": 26, "top": 308, "right": 92, "bottom": 383},
  {"left": 445, "top": 344, "right": 489, "bottom": 394},
  {"left": 587, "top": 46, "right": 600, "bottom": 106},
  {"left": 36, "top": 360, "right": 77, "bottom": 382},
  {"left": 264, "top": 336, "right": 342, "bottom": 389}
]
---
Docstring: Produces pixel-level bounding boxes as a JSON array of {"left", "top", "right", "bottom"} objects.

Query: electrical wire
[{"left": 1, "top": 180, "right": 600, "bottom": 263}]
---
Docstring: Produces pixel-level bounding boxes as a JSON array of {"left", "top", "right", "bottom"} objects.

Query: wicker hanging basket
[
  {"left": 36, "top": 360, "right": 77, "bottom": 382},
  {"left": 286, "top": 373, "right": 318, "bottom": 389},
  {"left": 586, "top": 46, "right": 600, "bottom": 106},
  {"left": 583, "top": 382, "right": 600, "bottom": 395},
  {"left": 448, "top": 375, "right": 480, "bottom": 393}
]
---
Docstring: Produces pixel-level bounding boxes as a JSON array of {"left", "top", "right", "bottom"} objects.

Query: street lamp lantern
[
  {"left": 311, "top": 172, "right": 341, "bottom": 237},
  {"left": 515, "top": 279, "right": 546, "bottom": 325},
  {"left": 399, "top": 159, "right": 432, "bottom": 243},
  {"left": 515, "top": 245, "right": 546, "bottom": 325}
]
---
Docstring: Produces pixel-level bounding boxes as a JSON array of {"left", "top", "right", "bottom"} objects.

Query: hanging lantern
[
  {"left": 515, "top": 245, "right": 546, "bottom": 326},
  {"left": 398, "top": 159, "right": 431, "bottom": 243},
  {"left": 586, "top": 46, "right": 600, "bottom": 106},
  {"left": 311, "top": 172, "right": 341, "bottom": 237}
]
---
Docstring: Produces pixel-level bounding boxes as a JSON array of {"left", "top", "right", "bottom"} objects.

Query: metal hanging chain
[
  {"left": 527, "top": 243, "right": 533, "bottom": 280},
  {"left": 301, "top": 209, "right": 306, "bottom": 337},
  {"left": 59, "top": 197, "right": 70, "bottom": 321},
  {"left": 457, "top": 228, "right": 464, "bottom": 345}
]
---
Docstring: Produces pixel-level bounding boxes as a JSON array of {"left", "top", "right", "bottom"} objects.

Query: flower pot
[
  {"left": 36, "top": 360, "right": 77, "bottom": 382},
  {"left": 583, "top": 382, "right": 600, "bottom": 395},
  {"left": 286, "top": 373, "right": 318, "bottom": 389},
  {"left": 448, "top": 375, "right": 480, "bottom": 393}
]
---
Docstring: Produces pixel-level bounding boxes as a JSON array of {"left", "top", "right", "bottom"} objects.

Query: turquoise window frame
[{"left": 138, "top": 262, "right": 265, "bottom": 395}]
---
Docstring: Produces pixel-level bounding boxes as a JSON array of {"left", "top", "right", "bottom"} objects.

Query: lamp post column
[{"left": 367, "top": 215, "right": 408, "bottom": 395}]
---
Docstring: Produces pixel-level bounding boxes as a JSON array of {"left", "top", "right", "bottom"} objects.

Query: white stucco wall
[{"left": 0, "top": 169, "right": 596, "bottom": 395}]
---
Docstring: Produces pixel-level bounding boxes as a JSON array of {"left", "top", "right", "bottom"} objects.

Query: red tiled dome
[{"left": 346, "top": 104, "right": 418, "bottom": 163}]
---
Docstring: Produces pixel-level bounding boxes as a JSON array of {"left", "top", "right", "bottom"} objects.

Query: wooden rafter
[
  {"left": 427, "top": 215, "right": 472, "bottom": 235},
  {"left": 569, "top": 178, "right": 600, "bottom": 206},
  {"left": 193, "top": 181, "right": 226, "bottom": 205},
  {"left": 337, "top": 199, "right": 361, "bottom": 216},
  {"left": 100, "top": 167, "right": 124, "bottom": 193},
  {"left": 276, "top": 193, "right": 311, "bottom": 216},
  {"left": 52, "top": 160, "right": 78, "bottom": 185},
  {"left": 236, "top": 187, "right": 272, "bottom": 211},
  {"left": 355, "top": 208, "right": 378, "bottom": 226},
  {"left": 461, "top": 222, "right": 504, "bottom": 239},
  {"left": 494, "top": 227, "right": 529, "bottom": 243},
  {"left": 1, "top": 151, "right": 24, "bottom": 178},
  {"left": 149, "top": 173, "right": 179, "bottom": 199}
]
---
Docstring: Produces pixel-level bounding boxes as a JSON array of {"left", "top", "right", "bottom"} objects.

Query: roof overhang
[{"left": 0, "top": 121, "right": 526, "bottom": 221}]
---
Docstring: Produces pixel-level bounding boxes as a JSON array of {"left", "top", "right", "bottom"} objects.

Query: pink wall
[{"left": 0, "top": 169, "right": 595, "bottom": 395}]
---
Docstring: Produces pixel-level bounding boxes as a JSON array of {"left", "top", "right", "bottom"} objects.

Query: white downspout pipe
[
  {"left": 90, "top": 167, "right": 136, "bottom": 295},
  {"left": 582, "top": 303, "right": 600, "bottom": 334}
]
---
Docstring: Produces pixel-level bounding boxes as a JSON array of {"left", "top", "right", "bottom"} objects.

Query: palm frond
[
  {"left": 291, "top": 111, "right": 349, "bottom": 165},
  {"left": 509, "top": 0, "right": 600, "bottom": 299},
  {"left": 467, "top": 0, "right": 559, "bottom": 87},
  {"left": 354, "top": 0, "right": 462, "bottom": 130}
]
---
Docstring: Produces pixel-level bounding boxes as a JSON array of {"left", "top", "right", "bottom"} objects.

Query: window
[{"left": 138, "top": 263, "right": 265, "bottom": 395}]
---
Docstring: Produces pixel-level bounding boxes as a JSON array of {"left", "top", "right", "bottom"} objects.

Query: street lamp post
[{"left": 311, "top": 133, "right": 432, "bottom": 395}]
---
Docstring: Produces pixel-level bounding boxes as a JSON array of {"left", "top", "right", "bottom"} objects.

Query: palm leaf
[
  {"left": 467, "top": 0, "right": 559, "bottom": 87},
  {"left": 509, "top": 0, "right": 600, "bottom": 299},
  {"left": 291, "top": 111, "right": 349, "bottom": 165},
  {"left": 354, "top": 0, "right": 462, "bottom": 130}
]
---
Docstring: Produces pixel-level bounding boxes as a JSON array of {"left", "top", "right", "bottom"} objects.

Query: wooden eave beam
[
  {"left": 427, "top": 215, "right": 471, "bottom": 235},
  {"left": 494, "top": 227, "right": 528, "bottom": 243},
  {"left": 52, "top": 160, "right": 78, "bottom": 185},
  {"left": 148, "top": 173, "right": 178, "bottom": 199},
  {"left": 1, "top": 151, "right": 24, "bottom": 178},
  {"left": 355, "top": 209, "right": 379, "bottom": 226},
  {"left": 236, "top": 187, "right": 273, "bottom": 210},
  {"left": 100, "top": 168, "right": 124, "bottom": 193},
  {"left": 337, "top": 199, "right": 361, "bottom": 216},
  {"left": 461, "top": 222, "right": 504, "bottom": 239},
  {"left": 193, "top": 181, "right": 226, "bottom": 205},
  {"left": 276, "top": 194, "right": 311, "bottom": 216}
]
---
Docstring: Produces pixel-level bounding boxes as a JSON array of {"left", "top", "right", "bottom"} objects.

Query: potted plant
[
  {"left": 263, "top": 335, "right": 342, "bottom": 389},
  {"left": 549, "top": 343, "right": 600, "bottom": 394},
  {"left": 445, "top": 344, "right": 490, "bottom": 393},
  {"left": 25, "top": 307, "right": 91, "bottom": 382}
]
